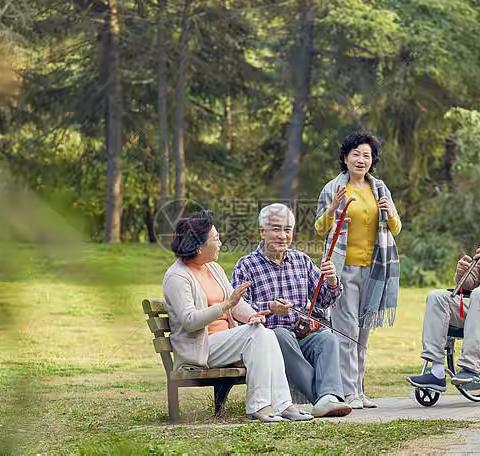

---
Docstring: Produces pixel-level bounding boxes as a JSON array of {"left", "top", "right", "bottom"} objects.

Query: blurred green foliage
[{"left": 0, "top": 0, "right": 479, "bottom": 284}]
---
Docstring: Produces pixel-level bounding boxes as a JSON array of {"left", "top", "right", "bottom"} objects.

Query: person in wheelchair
[{"left": 407, "top": 247, "right": 480, "bottom": 392}]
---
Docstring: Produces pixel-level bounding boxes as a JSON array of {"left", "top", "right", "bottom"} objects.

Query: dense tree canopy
[{"left": 1, "top": 0, "right": 479, "bottom": 284}]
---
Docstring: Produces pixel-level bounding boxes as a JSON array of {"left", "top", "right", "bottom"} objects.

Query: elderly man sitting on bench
[
  {"left": 232, "top": 203, "right": 352, "bottom": 418},
  {"left": 407, "top": 247, "right": 480, "bottom": 391}
]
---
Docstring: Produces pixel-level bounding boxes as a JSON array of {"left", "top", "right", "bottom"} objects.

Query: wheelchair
[{"left": 414, "top": 290, "right": 480, "bottom": 407}]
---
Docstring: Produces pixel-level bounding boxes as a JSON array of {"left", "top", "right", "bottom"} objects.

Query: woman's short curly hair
[
  {"left": 339, "top": 131, "right": 381, "bottom": 173},
  {"left": 171, "top": 210, "right": 214, "bottom": 260}
]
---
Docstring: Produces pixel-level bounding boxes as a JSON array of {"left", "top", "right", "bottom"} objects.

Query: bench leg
[
  {"left": 167, "top": 381, "right": 180, "bottom": 423},
  {"left": 214, "top": 381, "right": 234, "bottom": 417}
]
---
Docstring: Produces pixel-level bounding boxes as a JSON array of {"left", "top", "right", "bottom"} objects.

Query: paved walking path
[
  {"left": 300, "top": 395, "right": 479, "bottom": 455},
  {"left": 446, "top": 429, "right": 480, "bottom": 455},
  {"left": 299, "top": 395, "right": 480, "bottom": 423}
]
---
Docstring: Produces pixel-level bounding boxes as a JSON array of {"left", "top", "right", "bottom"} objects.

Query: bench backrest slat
[
  {"left": 142, "top": 298, "right": 165, "bottom": 317},
  {"left": 154, "top": 337, "right": 173, "bottom": 352},
  {"left": 143, "top": 298, "right": 174, "bottom": 375},
  {"left": 147, "top": 316, "right": 170, "bottom": 332}
]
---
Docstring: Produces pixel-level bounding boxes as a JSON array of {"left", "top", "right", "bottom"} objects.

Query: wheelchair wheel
[{"left": 415, "top": 388, "right": 440, "bottom": 407}]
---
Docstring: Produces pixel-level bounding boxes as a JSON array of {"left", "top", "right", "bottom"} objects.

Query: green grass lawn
[{"left": 0, "top": 243, "right": 468, "bottom": 454}]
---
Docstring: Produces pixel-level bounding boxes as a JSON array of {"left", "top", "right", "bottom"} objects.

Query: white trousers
[
  {"left": 208, "top": 324, "right": 292, "bottom": 414},
  {"left": 331, "top": 265, "right": 371, "bottom": 397}
]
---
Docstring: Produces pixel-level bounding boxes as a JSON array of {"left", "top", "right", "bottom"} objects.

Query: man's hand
[
  {"left": 474, "top": 247, "right": 480, "bottom": 261},
  {"left": 457, "top": 255, "right": 473, "bottom": 276},
  {"left": 321, "top": 258, "right": 337, "bottom": 287},
  {"left": 457, "top": 247, "right": 480, "bottom": 276},
  {"left": 269, "top": 299, "right": 293, "bottom": 316}
]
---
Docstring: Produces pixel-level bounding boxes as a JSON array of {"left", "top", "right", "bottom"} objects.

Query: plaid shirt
[{"left": 232, "top": 243, "right": 342, "bottom": 331}]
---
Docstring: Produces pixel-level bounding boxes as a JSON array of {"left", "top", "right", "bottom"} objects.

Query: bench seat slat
[{"left": 171, "top": 367, "right": 246, "bottom": 380}]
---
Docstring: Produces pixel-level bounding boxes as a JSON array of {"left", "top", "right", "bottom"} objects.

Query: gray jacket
[{"left": 163, "top": 259, "right": 256, "bottom": 370}]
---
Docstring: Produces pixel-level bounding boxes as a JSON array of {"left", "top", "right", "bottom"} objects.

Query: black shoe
[
  {"left": 407, "top": 373, "right": 447, "bottom": 392},
  {"left": 451, "top": 369, "right": 479, "bottom": 386}
]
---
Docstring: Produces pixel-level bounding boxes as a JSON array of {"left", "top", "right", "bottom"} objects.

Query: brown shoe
[
  {"left": 281, "top": 405, "right": 314, "bottom": 421},
  {"left": 247, "top": 405, "right": 283, "bottom": 423}
]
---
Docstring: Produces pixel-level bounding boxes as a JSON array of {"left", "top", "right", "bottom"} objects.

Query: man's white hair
[{"left": 258, "top": 203, "right": 295, "bottom": 228}]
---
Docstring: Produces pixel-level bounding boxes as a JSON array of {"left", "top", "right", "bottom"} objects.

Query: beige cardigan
[{"left": 163, "top": 259, "right": 256, "bottom": 370}]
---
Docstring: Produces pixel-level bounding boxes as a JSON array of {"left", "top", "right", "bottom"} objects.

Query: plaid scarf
[{"left": 316, "top": 172, "right": 400, "bottom": 329}]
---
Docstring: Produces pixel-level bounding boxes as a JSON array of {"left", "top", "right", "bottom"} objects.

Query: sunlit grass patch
[
  {"left": 0, "top": 243, "right": 472, "bottom": 453},
  {"left": 0, "top": 360, "right": 115, "bottom": 382},
  {"left": 71, "top": 419, "right": 470, "bottom": 456}
]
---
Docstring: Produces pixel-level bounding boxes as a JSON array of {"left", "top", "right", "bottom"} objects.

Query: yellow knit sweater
[{"left": 315, "top": 184, "right": 401, "bottom": 266}]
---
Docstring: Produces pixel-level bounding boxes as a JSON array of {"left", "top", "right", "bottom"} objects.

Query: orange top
[{"left": 186, "top": 262, "right": 229, "bottom": 335}]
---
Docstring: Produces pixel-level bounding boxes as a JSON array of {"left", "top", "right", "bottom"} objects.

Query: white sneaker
[
  {"left": 345, "top": 394, "right": 363, "bottom": 409},
  {"left": 361, "top": 395, "right": 378, "bottom": 408},
  {"left": 311, "top": 394, "right": 352, "bottom": 418}
]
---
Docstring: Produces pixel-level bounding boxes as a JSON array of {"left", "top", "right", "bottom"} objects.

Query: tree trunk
[
  {"left": 144, "top": 196, "right": 157, "bottom": 243},
  {"left": 103, "top": 0, "right": 123, "bottom": 243},
  {"left": 136, "top": 0, "right": 146, "bottom": 17},
  {"left": 397, "top": 111, "right": 417, "bottom": 218},
  {"left": 444, "top": 136, "right": 457, "bottom": 188},
  {"left": 221, "top": 95, "right": 233, "bottom": 152},
  {"left": 157, "top": 0, "right": 170, "bottom": 207},
  {"left": 172, "top": 0, "right": 191, "bottom": 205},
  {"left": 281, "top": 0, "right": 314, "bottom": 201}
]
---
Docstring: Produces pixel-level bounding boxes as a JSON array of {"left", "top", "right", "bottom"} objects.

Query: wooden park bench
[{"left": 142, "top": 298, "right": 246, "bottom": 423}]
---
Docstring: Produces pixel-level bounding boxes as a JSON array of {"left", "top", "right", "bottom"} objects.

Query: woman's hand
[
  {"left": 247, "top": 313, "right": 267, "bottom": 325},
  {"left": 378, "top": 197, "right": 395, "bottom": 219},
  {"left": 321, "top": 258, "right": 337, "bottom": 287},
  {"left": 327, "top": 185, "right": 347, "bottom": 216},
  {"left": 222, "top": 281, "right": 251, "bottom": 312}
]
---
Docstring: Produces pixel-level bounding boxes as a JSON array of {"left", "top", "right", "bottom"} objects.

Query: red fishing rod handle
[{"left": 309, "top": 195, "right": 356, "bottom": 317}]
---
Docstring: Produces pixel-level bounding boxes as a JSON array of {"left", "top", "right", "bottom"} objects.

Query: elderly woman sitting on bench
[
  {"left": 163, "top": 210, "right": 313, "bottom": 422},
  {"left": 407, "top": 247, "right": 480, "bottom": 391}
]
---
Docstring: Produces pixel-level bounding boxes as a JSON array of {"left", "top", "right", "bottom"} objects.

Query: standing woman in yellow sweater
[{"left": 315, "top": 131, "right": 401, "bottom": 409}]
